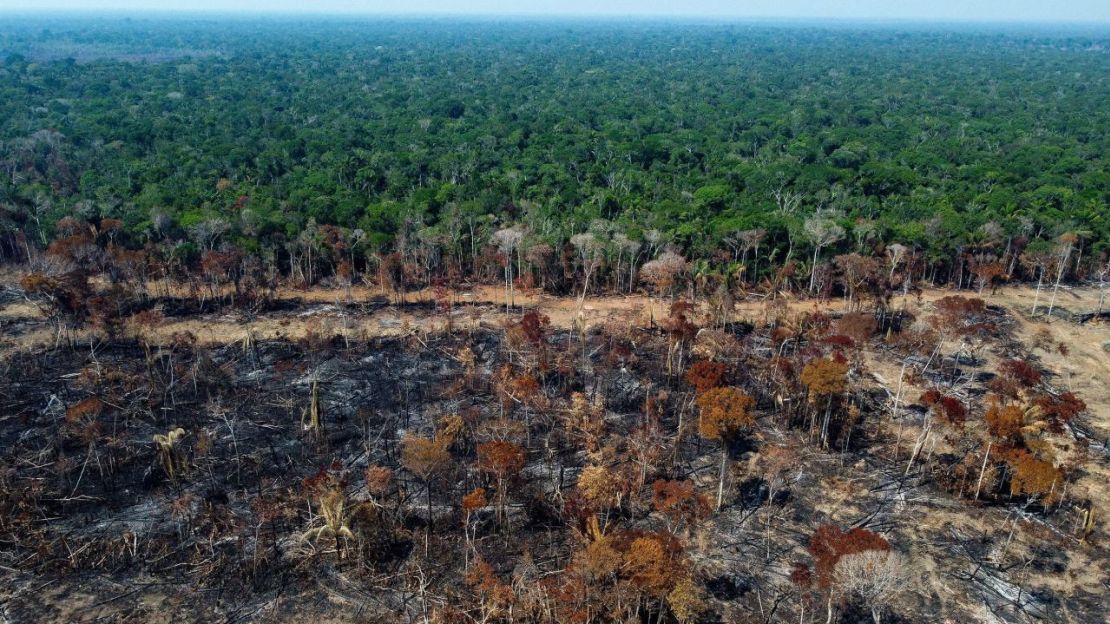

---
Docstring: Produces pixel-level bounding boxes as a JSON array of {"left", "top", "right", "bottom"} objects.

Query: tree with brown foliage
[
  {"left": 465, "top": 556, "right": 516, "bottom": 621},
  {"left": 461, "top": 487, "right": 487, "bottom": 566},
  {"left": 800, "top": 358, "right": 849, "bottom": 448},
  {"left": 752, "top": 445, "right": 798, "bottom": 559},
  {"left": 651, "top": 479, "right": 710, "bottom": 533},
  {"left": 927, "top": 295, "right": 991, "bottom": 376},
  {"left": 577, "top": 464, "right": 626, "bottom": 522},
  {"left": 401, "top": 435, "right": 452, "bottom": 530},
  {"left": 697, "top": 387, "right": 755, "bottom": 510},
  {"left": 20, "top": 271, "right": 93, "bottom": 341},
  {"left": 477, "top": 440, "right": 525, "bottom": 528},
  {"left": 834, "top": 253, "right": 881, "bottom": 311},
  {"left": 835, "top": 311, "right": 878, "bottom": 347},
  {"left": 661, "top": 301, "right": 698, "bottom": 377},
  {"left": 1004, "top": 448, "right": 1064, "bottom": 505},
  {"left": 640, "top": 251, "right": 688, "bottom": 325}
]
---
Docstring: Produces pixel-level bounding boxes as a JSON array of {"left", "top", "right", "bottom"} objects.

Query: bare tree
[
  {"left": 1097, "top": 257, "right": 1109, "bottom": 316},
  {"left": 1047, "top": 232, "right": 1077, "bottom": 316},
  {"left": 804, "top": 214, "right": 846, "bottom": 293},
  {"left": 885, "top": 243, "right": 908, "bottom": 281},
  {"left": 833, "top": 550, "right": 909, "bottom": 624},
  {"left": 739, "top": 228, "right": 766, "bottom": 282},
  {"left": 492, "top": 225, "right": 525, "bottom": 312},
  {"left": 570, "top": 231, "right": 607, "bottom": 315},
  {"left": 188, "top": 218, "right": 231, "bottom": 252},
  {"left": 640, "top": 251, "right": 688, "bottom": 325},
  {"left": 613, "top": 232, "right": 641, "bottom": 293}
]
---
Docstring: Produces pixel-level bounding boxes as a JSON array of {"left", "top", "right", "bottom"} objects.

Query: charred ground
[{"left": 0, "top": 284, "right": 1108, "bottom": 623}]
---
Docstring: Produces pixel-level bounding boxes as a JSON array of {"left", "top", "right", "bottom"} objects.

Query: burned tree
[{"left": 697, "top": 387, "right": 755, "bottom": 511}]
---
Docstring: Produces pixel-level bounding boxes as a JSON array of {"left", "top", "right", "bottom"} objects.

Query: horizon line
[{"left": 0, "top": 9, "right": 1108, "bottom": 28}]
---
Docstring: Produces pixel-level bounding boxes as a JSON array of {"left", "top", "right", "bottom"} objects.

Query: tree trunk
[
  {"left": 1031, "top": 265, "right": 1044, "bottom": 315},
  {"left": 716, "top": 444, "right": 728, "bottom": 512},
  {"left": 1048, "top": 247, "right": 1070, "bottom": 316},
  {"left": 974, "top": 440, "right": 992, "bottom": 500},
  {"left": 809, "top": 245, "right": 821, "bottom": 293}
]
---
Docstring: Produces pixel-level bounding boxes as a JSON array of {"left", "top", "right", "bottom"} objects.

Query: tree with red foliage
[
  {"left": 998, "top": 358, "right": 1042, "bottom": 389},
  {"left": 685, "top": 360, "right": 726, "bottom": 393},
  {"left": 507, "top": 310, "right": 551, "bottom": 371},
  {"left": 790, "top": 561, "right": 816, "bottom": 624},
  {"left": 1033, "top": 391, "right": 1086, "bottom": 434},
  {"left": 972, "top": 260, "right": 1007, "bottom": 294},
  {"left": 200, "top": 247, "right": 244, "bottom": 301},
  {"left": 920, "top": 389, "right": 967, "bottom": 428},
  {"left": 905, "top": 387, "right": 965, "bottom": 477}
]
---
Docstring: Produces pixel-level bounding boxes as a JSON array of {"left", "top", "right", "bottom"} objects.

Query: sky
[{"left": 2, "top": 0, "right": 1108, "bottom": 23}]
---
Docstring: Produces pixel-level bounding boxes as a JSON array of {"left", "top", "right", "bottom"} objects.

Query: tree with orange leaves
[
  {"left": 973, "top": 398, "right": 1025, "bottom": 501},
  {"left": 651, "top": 479, "right": 710, "bottom": 533},
  {"left": 624, "top": 531, "right": 687, "bottom": 616},
  {"left": 477, "top": 440, "right": 525, "bottom": 529},
  {"left": 1005, "top": 448, "right": 1064, "bottom": 505},
  {"left": 461, "top": 487, "right": 487, "bottom": 567},
  {"left": 466, "top": 556, "right": 516, "bottom": 621},
  {"left": 697, "top": 386, "right": 755, "bottom": 511},
  {"left": 401, "top": 435, "right": 452, "bottom": 530},
  {"left": 984, "top": 400, "right": 1024, "bottom": 441},
  {"left": 801, "top": 357, "right": 849, "bottom": 448}
]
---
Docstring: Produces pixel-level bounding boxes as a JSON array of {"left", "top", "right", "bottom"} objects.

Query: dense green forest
[
  {"left": 1, "top": 17, "right": 1108, "bottom": 294},
  {"left": 4, "top": 17, "right": 1110, "bottom": 624}
]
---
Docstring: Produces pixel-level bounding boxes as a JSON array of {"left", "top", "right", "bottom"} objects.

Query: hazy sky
[{"left": 2, "top": 0, "right": 1108, "bottom": 23}]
